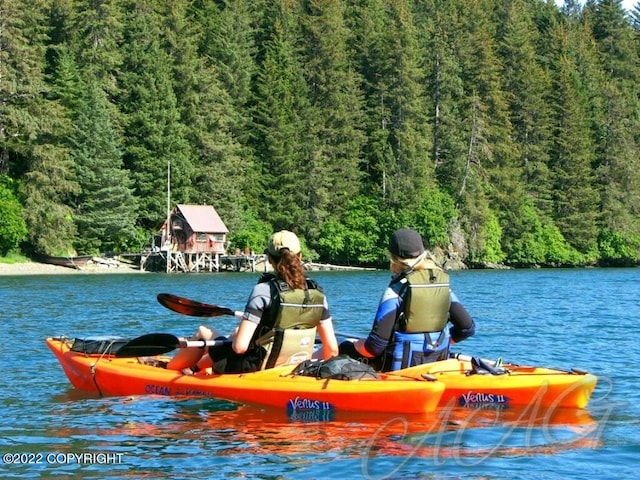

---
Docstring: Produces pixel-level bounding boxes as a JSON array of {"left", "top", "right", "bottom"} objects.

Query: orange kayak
[
  {"left": 47, "top": 337, "right": 597, "bottom": 412},
  {"left": 46, "top": 337, "right": 444, "bottom": 414},
  {"left": 390, "top": 356, "right": 597, "bottom": 409}
]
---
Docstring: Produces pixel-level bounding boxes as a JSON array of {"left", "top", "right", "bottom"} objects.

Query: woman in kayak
[
  {"left": 339, "top": 228, "right": 475, "bottom": 371},
  {"left": 167, "top": 230, "right": 339, "bottom": 374}
]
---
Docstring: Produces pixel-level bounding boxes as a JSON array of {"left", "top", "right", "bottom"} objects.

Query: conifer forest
[{"left": 1, "top": 0, "right": 640, "bottom": 268}]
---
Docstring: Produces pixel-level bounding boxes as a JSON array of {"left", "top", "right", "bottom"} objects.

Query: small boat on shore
[{"left": 36, "top": 254, "right": 93, "bottom": 270}]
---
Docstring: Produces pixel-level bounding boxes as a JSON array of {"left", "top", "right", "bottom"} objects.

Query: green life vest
[
  {"left": 273, "top": 280, "right": 326, "bottom": 329},
  {"left": 389, "top": 266, "right": 452, "bottom": 370},
  {"left": 254, "top": 277, "right": 325, "bottom": 369},
  {"left": 253, "top": 274, "right": 325, "bottom": 333},
  {"left": 398, "top": 268, "right": 451, "bottom": 333}
]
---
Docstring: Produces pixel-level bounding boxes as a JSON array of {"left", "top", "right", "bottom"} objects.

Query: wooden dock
[
  {"left": 132, "top": 251, "right": 377, "bottom": 274},
  {"left": 138, "top": 250, "right": 268, "bottom": 273}
]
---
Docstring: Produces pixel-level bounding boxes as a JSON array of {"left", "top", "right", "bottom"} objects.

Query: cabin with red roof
[
  {"left": 158, "top": 204, "right": 229, "bottom": 272},
  {"left": 166, "top": 204, "right": 228, "bottom": 254}
]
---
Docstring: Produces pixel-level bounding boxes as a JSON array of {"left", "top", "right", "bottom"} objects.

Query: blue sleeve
[{"left": 363, "top": 284, "right": 402, "bottom": 356}]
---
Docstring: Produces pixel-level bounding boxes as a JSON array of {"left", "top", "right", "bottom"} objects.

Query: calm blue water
[{"left": 1, "top": 268, "right": 638, "bottom": 479}]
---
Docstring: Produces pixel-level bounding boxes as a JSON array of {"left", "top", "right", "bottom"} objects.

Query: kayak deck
[
  {"left": 46, "top": 337, "right": 444, "bottom": 414},
  {"left": 391, "top": 357, "right": 597, "bottom": 408}
]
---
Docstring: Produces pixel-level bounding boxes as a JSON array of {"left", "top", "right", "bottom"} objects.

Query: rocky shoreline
[
  {"left": 0, "top": 259, "right": 382, "bottom": 276},
  {"left": 1, "top": 247, "right": 467, "bottom": 276}
]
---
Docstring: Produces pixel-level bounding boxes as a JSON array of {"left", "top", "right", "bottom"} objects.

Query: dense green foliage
[
  {"left": 0, "top": 175, "right": 28, "bottom": 255},
  {"left": 1, "top": 0, "right": 639, "bottom": 267}
]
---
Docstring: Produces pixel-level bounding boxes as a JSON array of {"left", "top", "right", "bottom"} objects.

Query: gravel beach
[{"left": 0, "top": 260, "right": 145, "bottom": 276}]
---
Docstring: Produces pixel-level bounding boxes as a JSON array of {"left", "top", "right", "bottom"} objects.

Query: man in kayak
[
  {"left": 339, "top": 228, "right": 475, "bottom": 371},
  {"left": 167, "top": 230, "right": 339, "bottom": 374}
]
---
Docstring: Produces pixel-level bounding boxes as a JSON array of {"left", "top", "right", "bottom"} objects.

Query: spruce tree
[
  {"left": 253, "top": 1, "right": 312, "bottom": 233},
  {"left": 590, "top": 0, "right": 640, "bottom": 261},
  {"left": 1, "top": 0, "right": 79, "bottom": 255},
  {"left": 350, "top": 0, "right": 431, "bottom": 210},
  {"left": 415, "top": 1, "right": 467, "bottom": 200},
  {"left": 183, "top": 0, "right": 259, "bottom": 234},
  {"left": 498, "top": 0, "right": 554, "bottom": 216},
  {"left": 548, "top": 18, "right": 601, "bottom": 255},
  {"left": 380, "top": 0, "right": 432, "bottom": 210},
  {"left": 69, "top": 78, "right": 139, "bottom": 254},
  {"left": 297, "top": 0, "right": 366, "bottom": 238},
  {"left": 344, "top": 0, "right": 392, "bottom": 198},
  {"left": 118, "top": 2, "right": 194, "bottom": 231},
  {"left": 69, "top": 0, "right": 125, "bottom": 98}
]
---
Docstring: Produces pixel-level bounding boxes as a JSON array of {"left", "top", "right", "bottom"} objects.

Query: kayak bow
[{"left": 46, "top": 337, "right": 444, "bottom": 414}]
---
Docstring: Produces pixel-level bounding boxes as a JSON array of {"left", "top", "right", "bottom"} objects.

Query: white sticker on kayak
[
  {"left": 287, "top": 396, "right": 335, "bottom": 412},
  {"left": 459, "top": 391, "right": 509, "bottom": 405}
]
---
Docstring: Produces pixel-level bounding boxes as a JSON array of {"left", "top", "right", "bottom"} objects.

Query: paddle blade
[
  {"left": 115, "top": 333, "right": 180, "bottom": 357},
  {"left": 157, "top": 293, "right": 235, "bottom": 318}
]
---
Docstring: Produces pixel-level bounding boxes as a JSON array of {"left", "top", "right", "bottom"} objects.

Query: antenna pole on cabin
[{"left": 166, "top": 161, "right": 171, "bottom": 274}]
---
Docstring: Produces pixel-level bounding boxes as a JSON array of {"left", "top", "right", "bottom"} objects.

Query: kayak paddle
[
  {"left": 115, "top": 332, "right": 231, "bottom": 357},
  {"left": 157, "top": 293, "right": 361, "bottom": 340},
  {"left": 157, "top": 293, "right": 242, "bottom": 318}
]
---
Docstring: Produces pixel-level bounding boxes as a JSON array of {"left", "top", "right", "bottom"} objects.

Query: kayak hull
[
  {"left": 392, "top": 357, "right": 597, "bottom": 408},
  {"left": 46, "top": 337, "right": 444, "bottom": 414},
  {"left": 47, "top": 338, "right": 597, "bottom": 412}
]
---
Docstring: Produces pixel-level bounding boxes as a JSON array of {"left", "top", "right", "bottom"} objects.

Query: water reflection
[{"left": 47, "top": 389, "right": 602, "bottom": 462}]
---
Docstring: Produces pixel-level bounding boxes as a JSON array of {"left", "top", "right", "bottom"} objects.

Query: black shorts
[{"left": 209, "top": 343, "right": 266, "bottom": 374}]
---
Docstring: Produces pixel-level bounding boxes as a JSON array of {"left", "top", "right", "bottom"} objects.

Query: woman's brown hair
[{"left": 271, "top": 250, "right": 306, "bottom": 289}]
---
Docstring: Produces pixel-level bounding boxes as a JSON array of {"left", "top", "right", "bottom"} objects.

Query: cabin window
[
  {"left": 196, "top": 233, "right": 207, "bottom": 243},
  {"left": 210, "top": 234, "right": 225, "bottom": 242}
]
